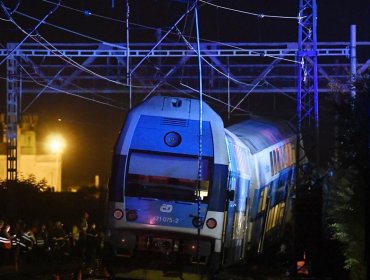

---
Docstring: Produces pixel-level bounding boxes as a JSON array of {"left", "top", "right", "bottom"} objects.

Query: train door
[
  {"left": 222, "top": 174, "right": 237, "bottom": 265},
  {"left": 223, "top": 131, "right": 251, "bottom": 265},
  {"left": 222, "top": 173, "right": 250, "bottom": 265}
]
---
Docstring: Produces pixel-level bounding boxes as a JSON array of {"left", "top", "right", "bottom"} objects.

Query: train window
[
  {"left": 258, "top": 187, "right": 268, "bottom": 213},
  {"left": 126, "top": 173, "right": 209, "bottom": 202},
  {"left": 283, "top": 144, "right": 289, "bottom": 168},
  {"left": 266, "top": 205, "right": 277, "bottom": 231},
  {"left": 272, "top": 205, "right": 279, "bottom": 228},
  {"left": 265, "top": 207, "right": 273, "bottom": 231},
  {"left": 285, "top": 144, "right": 290, "bottom": 167},
  {"left": 276, "top": 148, "right": 281, "bottom": 172},
  {"left": 278, "top": 202, "right": 285, "bottom": 225},
  {"left": 266, "top": 202, "right": 286, "bottom": 232},
  {"left": 269, "top": 151, "right": 274, "bottom": 176},
  {"left": 126, "top": 152, "right": 211, "bottom": 202},
  {"left": 287, "top": 144, "right": 292, "bottom": 167},
  {"left": 129, "top": 152, "right": 210, "bottom": 181}
]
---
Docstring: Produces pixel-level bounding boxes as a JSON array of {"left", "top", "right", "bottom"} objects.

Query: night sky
[{"left": 1, "top": 0, "right": 369, "bottom": 188}]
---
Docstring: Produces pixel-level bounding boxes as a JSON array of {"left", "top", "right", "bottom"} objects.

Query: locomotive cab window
[{"left": 125, "top": 151, "right": 211, "bottom": 203}]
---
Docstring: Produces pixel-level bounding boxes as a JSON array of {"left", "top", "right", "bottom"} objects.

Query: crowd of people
[{"left": 0, "top": 211, "right": 104, "bottom": 271}]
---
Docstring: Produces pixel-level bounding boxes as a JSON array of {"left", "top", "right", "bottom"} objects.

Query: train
[{"left": 105, "top": 96, "right": 297, "bottom": 272}]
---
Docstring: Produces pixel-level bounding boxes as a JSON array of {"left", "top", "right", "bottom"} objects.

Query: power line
[
  {"left": 14, "top": 10, "right": 124, "bottom": 49},
  {"left": 0, "top": 0, "right": 61, "bottom": 66},
  {"left": 179, "top": 82, "right": 249, "bottom": 114},
  {"left": 11, "top": 4, "right": 303, "bottom": 66},
  {"left": 176, "top": 26, "right": 256, "bottom": 87},
  {"left": 20, "top": 64, "right": 127, "bottom": 110},
  {"left": 42, "top": 0, "right": 125, "bottom": 23},
  {"left": 199, "top": 0, "right": 304, "bottom": 20},
  {"left": 4, "top": 10, "right": 153, "bottom": 89}
]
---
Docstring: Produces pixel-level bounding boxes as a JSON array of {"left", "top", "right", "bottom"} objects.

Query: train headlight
[
  {"left": 206, "top": 218, "right": 217, "bottom": 229},
  {"left": 113, "top": 209, "right": 124, "bottom": 220},
  {"left": 191, "top": 243, "right": 197, "bottom": 251},
  {"left": 164, "top": 132, "right": 182, "bottom": 147},
  {"left": 173, "top": 240, "right": 180, "bottom": 252},
  {"left": 192, "top": 217, "right": 202, "bottom": 228},
  {"left": 126, "top": 210, "right": 138, "bottom": 221}
]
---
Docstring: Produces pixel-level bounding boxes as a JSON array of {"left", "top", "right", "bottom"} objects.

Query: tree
[{"left": 325, "top": 76, "right": 368, "bottom": 280}]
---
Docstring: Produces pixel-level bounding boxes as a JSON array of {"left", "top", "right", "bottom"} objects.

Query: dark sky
[{"left": 1, "top": 0, "right": 369, "bottom": 187}]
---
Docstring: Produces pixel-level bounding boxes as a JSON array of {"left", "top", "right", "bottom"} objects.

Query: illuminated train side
[{"left": 106, "top": 96, "right": 296, "bottom": 269}]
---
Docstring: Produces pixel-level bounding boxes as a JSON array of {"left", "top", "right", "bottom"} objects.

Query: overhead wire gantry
[{"left": 0, "top": 0, "right": 366, "bottom": 180}]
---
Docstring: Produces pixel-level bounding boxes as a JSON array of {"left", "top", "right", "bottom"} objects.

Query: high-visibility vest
[{"left": 0, "top": 236, "right": 12, "bottom": 249}]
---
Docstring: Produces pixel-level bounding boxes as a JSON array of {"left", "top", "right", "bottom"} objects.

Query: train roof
[
  {"left": 131, "top": 96, "right": 223, "bottom": 123},
  {"left": 226, "top": 118, "right": 296, "bottom": 154}
]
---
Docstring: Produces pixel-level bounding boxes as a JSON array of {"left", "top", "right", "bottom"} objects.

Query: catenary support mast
[
  {"left": 297, "top": 0, "right": 319, "bottom": 164},
  {"left": 6, "top": 51, "right": 19, "bottom": 181}
]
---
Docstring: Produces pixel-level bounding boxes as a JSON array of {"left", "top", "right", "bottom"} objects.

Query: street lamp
[
  {"left": 49, "top": 135, "right": 66, "bottom": 154},
  {"left": 47, "top": 134, "right": 66, "bottom": 192}
]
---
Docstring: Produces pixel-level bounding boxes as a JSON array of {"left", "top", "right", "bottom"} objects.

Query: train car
[
  {"left": 222, "top": 118, "right": 296, "bottom": 265},
  {"left": 105, "top": 96, "right": 297, "bottom": 272}
]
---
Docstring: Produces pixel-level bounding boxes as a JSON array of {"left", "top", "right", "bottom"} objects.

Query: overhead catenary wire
[
  {"left": 177, "top": 25, "right": 276, "bottom": 114},
  {"left": 130, "top": 1, "right": 196, "bottom": 74},
  {"left": 36, "top": 35, "right": 154, "bottom": 89},
  {"left": 0, "top": 0, "right": 61, "bottom": 66},
  {"left": 3, "top": 6, "right": 305, "bottom": 118},
  {"left": 194, "top": 0, "right": 203, "bottom": 267},
  {"left": 2, "top": 0, "right": 305, "bottom": 113},
  {"left": 7, "top": 0, "right": 21, "bottom": 14},
  {"left": 8, "top": 2, "right": 302, "bottom": 114},
  {"left": 126, "top": 0, "right": 132, "bottom": 108},
  {"left": 6, "top": 5, "right": 239, "bottom": 109},
  {"left": 199, "top": 0, "right": 304, "bottom": 20},
  {"left": 20, "top": 64, "right": 127, "bottom": 110},
  {"left": 22, "top": 64, "right": 68, "bottom": 113},
  {"left": 12, "top": 4, "right": 304, "bottom": 66},
  {"left": 0, "top": 72, "right": 124, "bottom": 107},
  {"left": 14, "top": 10, "right": 127, "bottom": 50},
  {"left": 175, "top": 26, "right": 257, "bottom": 87},
  {"left": 8, "top": 0, "right": 309, "bottom": 66},
  {"left": 179, "top": 82, "right": 249, "bottom": 114},
  {"left": 4, "top": 10, "right": 153, "bottom": 90}
]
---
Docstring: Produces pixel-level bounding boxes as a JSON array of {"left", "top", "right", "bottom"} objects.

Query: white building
[{"left": 0, "top": 115, "right": 63, "bottom": 191}]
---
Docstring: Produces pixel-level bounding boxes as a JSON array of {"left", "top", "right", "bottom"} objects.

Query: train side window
[
  {"left": 273, "top": 150, "right": 277, "bottom": 175},
  {"left": 272, "top": 205, "right": 278, "bottom": 228},
  {"left": 266, "top": 205, "right": 274, "bottom": 231},
  {"left": 258, "top": 187, "right": 268, "bottom": 213},
  {"left": 266, "top": 204, "right": 278, "bottom": 231},
  {"left": 270, "top": 151, "right": 274, "bottom": 176},
  {"left": 278, "top": 146, "right": 284, "bottom": 170},
  {"left": 278, "top": 202, "right": 285, "bottom": 225},
  {"left": 283, "top": 144, "right": 287, "bottom": 169},
  {"left": 276, "top": 148, "right": 280, "bottom": 173},
  {"left": 286, "top": 144, "right": 291, "bottom": 167},
  {"left": 266, "top": 202, "right": 286, "bottom": 232}
]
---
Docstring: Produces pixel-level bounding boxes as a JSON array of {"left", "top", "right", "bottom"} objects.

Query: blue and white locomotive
[{"left": 106, "top": 96, "right": 296, "bottom": 270}]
